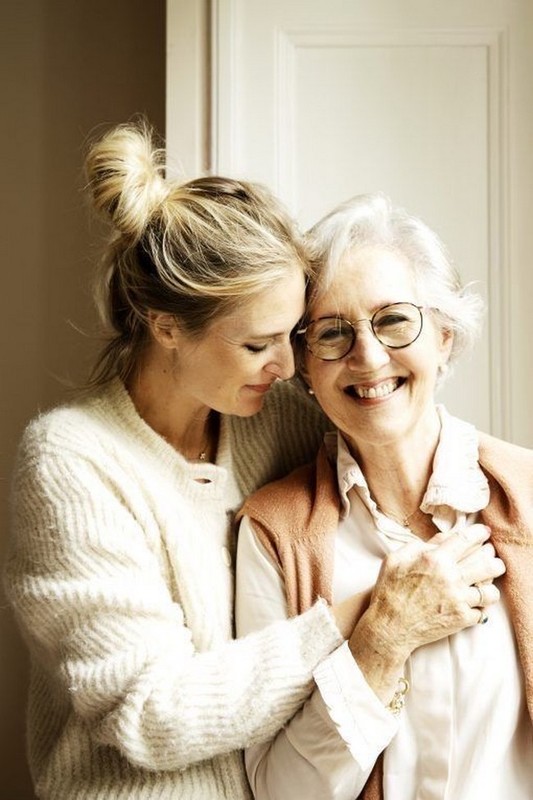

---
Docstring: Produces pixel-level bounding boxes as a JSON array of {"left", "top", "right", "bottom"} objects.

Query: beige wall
[{"left": 0, "top": 1, "right": 165, "bottom": 796}]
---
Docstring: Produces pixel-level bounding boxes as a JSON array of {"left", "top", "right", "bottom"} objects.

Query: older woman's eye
[
  {"left": 312, "top": 319, "right": 351, "bottom": 343},
  {"left": 318, "top": 327, "right": 346, "bottom": 342},
  {"left": 376, "top": 313, "right": 407, "bottom": 329}
]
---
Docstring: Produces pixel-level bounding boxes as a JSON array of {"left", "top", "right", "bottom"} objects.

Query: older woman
[
  {"left": 236, "top": 193, "right": 533, "bottom": 799},
  {"left": 3, "top": 126, "right": 499, "bottom": 800}
]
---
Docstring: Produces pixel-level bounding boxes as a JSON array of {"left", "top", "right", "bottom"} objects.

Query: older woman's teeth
[{"left": 354, "top": 379, "right": 399, "bottom": 399}]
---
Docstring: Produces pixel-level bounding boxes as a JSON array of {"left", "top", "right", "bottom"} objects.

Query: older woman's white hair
[{"left": 305, "top": 192, "right": 485, "bottom": 376}]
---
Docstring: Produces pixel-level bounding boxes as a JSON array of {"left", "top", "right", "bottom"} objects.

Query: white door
[{"left": 167, "top": 0, "right": 533, "bottom": 446}]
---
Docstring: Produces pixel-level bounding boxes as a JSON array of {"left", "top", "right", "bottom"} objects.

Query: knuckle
[
  {"left": 469, "top": 524, "right": 490, "bottom": 542},
  {"left": 492, "top": 557, "right": 506, "bottom": 575}
]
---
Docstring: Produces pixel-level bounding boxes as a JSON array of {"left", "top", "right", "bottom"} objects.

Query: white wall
[{"left": 0, "top": 2, "right": 165, "bottom": 796}]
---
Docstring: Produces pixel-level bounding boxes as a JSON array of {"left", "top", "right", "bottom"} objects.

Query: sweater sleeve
[{"left": 5, "top": 431, "right": 343, "bottom": 773}]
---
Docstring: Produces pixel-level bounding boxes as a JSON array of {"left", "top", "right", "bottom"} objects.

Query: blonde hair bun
[{"left": 85, "top": 119, "right": 167, "bottom": 240}]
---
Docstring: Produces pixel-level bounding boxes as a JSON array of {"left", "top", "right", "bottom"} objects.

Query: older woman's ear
[
  {"left": 442, "top": 325, "right": 454, "bottom": 346},
  {"left": 438, "top": 326, "right": 454, "bottom": 368}
]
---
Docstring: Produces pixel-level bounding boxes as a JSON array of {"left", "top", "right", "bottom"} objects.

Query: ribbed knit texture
[{"left": 4, "top": 379, "right": 340, "bottom": 799}]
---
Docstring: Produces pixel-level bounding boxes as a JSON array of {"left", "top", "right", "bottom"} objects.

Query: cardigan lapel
[
  {"left": 480, "top": 476, "right": 533, "bottom": 725},
  {"left": 478, "top": 433, "right": 533, "bottom": 724}
]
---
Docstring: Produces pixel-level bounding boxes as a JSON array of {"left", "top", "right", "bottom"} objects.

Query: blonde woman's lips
[{"left": 246, "top": 383, "right": 274, "bottom": 394}]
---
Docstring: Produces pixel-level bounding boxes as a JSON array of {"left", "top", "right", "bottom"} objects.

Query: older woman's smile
[{"left": 347, "top": 377, "right": 405, "bottom": 400}]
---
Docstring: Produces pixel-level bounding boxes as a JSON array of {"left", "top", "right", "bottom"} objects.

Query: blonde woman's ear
[{"left": 147, "top": 310, "right": 180, "bottom": 349}]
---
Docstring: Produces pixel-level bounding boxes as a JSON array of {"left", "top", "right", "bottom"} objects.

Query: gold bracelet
[{"left": 386, "top": 677, "right": 410, "bottom": 715}]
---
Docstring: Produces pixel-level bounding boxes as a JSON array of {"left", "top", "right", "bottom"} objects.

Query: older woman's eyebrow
[{"left": 310, "top": 300, "right": 417, "bottom": 320}]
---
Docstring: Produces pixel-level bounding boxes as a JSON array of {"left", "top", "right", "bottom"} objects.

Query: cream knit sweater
[{"left": 5, "top": 379, "right": 341, "bottom": 800}]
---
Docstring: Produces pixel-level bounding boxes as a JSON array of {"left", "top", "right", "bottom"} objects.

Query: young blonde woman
[{"left": 5, "top": 128, "right": 502, "bottom": 800}]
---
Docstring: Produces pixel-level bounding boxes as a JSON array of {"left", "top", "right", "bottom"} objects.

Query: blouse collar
[{"left": 333, "top": 405, "right": 490, "bottom": 524}]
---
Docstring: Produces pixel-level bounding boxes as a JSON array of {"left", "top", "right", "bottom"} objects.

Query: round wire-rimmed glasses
[{"left": 296, "top": 302, "right": 425, "bottom": 361}]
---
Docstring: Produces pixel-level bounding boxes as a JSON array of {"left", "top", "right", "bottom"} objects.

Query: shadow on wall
[{"left": 0, "top": 1, "right": 165, "bottom": 797}]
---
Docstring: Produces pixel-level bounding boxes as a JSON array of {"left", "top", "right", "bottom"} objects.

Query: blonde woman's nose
[{"left": 265, "top": 342, "right": 296, "bottom": 380}]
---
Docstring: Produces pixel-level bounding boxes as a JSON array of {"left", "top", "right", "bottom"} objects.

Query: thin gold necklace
[
  {"left": 194, "top": 412, "right": 219, "bottom": 463},
  {"left": 378, "top": 504, "right": 421, "bottom": 528}
]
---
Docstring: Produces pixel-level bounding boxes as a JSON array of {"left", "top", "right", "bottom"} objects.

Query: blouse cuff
[{"left": 313, "top": 641, "right": 400, "bottom": 771}]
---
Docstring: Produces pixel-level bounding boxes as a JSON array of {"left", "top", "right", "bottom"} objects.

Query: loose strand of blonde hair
[{"left": 83, "top": 118, "right": 308, "bottom": 389}]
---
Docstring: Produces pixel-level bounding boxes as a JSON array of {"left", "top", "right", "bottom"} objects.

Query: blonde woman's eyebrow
[{"left": 244, "top": 330, "right": 292, "bottom": 343}]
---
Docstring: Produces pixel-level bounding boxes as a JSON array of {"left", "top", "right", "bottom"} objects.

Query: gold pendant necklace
[
  {"left": 194, "top": 412, "right": 219, "bottom": 463},
  {"left": 378, "top": 505, "right": 420, "bottom": 528}
]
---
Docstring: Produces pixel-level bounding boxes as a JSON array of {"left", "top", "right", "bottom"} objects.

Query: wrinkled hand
[{"left": 359, "top": 524, "right": 505, "bottom": 664}]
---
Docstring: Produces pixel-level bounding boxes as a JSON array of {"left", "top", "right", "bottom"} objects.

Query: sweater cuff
[{"left": 297, "top": 598, "right": 345, "bottom": 664}]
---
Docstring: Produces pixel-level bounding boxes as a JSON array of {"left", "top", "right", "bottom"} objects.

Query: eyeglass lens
[{"left": 305, "top": 303, "right": 423, "bottom": 360}]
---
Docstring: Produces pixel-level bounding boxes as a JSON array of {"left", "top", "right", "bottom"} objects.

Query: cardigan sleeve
[{"left": 4, "top": 429, "right": 343, "bottom": 773}]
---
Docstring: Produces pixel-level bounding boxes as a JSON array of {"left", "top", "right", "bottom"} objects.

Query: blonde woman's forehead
[{"left": 216, "top": 268, "right": 306, "bottom": 335}]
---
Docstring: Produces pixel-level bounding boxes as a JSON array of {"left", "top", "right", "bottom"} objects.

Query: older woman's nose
[{"left": 346, "top": 325, "right": 390, "bottom": 370}]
